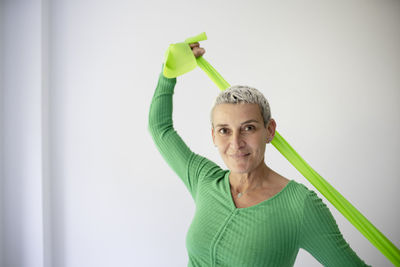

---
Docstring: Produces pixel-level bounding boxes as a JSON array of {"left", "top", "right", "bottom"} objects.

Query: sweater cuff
[
  {"left": 156, "top": 64, "right": 177, "bottom": 94},
  {"left": 159, "top": 71, "right": 177, "bottom": 83}
]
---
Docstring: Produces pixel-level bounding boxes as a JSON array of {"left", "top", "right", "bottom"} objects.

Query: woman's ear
[
  {"left": 211, "top": 127, "right": 216, "bottom": 146},
  {"left": 267, "top": 118, "right": 277, "bottom": 143}
]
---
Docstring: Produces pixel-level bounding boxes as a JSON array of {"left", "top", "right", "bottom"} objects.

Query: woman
[{"left": 148, "top": 43, "right": 370, "bottom": 266}]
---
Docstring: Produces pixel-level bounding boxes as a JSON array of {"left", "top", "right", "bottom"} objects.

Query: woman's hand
[{"left": 190, "top": 42, "right": 205, "bottom": 58}]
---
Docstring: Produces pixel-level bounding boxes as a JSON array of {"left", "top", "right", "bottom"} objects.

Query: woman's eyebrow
[
  {"left": 215, "top": 120, "right": 260, "bottom": 128},
  {"left": 241, "top": 119, "right": 261, "bottom": 125}
]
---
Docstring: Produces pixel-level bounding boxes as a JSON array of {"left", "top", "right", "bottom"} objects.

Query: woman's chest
[
  {"left": 186, "top": 177, "right": 303, "bottom": 266},
  {"left": 186, "top": 198, "right": 302, "bottom": 267}
]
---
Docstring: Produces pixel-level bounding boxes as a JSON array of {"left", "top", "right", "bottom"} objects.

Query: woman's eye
[
  {"left": 218, "top": 128, "right": 228, "bottom": 135},
  {"left": 244, "top": 125, "right": 255, "bottom": 131}
]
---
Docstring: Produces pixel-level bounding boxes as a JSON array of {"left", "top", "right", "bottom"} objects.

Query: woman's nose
[{"left": 230, "top": 132, "right": 244, "bottom": 149}]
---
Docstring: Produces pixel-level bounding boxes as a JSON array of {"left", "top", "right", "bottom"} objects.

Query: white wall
[
  {"left": 1, "top": 0, "right": 399, "bottom": 266},
  {"left": 1, "top": 0, "right": 45, "bottom": 267},
  {"left": 0, "top": 2, "right": 4, "bottom": 266}
]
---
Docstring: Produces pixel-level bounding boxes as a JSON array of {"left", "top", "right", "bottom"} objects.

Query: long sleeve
[
  {"left": 148, "top": 66, "right": 223, "bottom": 200},
  {"left": 299, "top": 190, "right": 371, "bottom": 266}
]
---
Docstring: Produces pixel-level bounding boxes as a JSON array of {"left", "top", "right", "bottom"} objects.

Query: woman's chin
[
  {"left": 223, "top": 157, "right": 259, "bottom": 174},
  {"left": 225, "top": 158, "right": 265, "bottom": 174},
  {"left": 228, "top": 164, "right": 252, "bottom": 174}
]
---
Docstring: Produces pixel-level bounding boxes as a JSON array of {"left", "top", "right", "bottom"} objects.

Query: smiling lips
[{"left": 230, "top": 153, "right": 250, "bottom": 159}]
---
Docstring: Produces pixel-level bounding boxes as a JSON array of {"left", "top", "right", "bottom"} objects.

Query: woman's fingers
[
  {"left": 192, "top": 46, "right": 205, "bottom": 58},
  {"left": 189, "top": 42, "right": 205, "bottom": 57},
  {"left": 189, "top": 42, "right": 200, "bottom": 48}
]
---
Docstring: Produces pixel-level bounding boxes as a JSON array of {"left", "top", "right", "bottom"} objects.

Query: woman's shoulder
[
  {"left": 270, "top": 171, "right": 312, "bottom": 199},
  {"left": 286, "top": 180, "right": 333, "bottom": 216},
  {"left": 189, "top": 152, "right": 227, "bottom": 179},
  {"left": 288, "top": 180, "right": 312, "bottom": 193},
  {"left": 282, "top": 178, "right": 324, "bottom": 205}
]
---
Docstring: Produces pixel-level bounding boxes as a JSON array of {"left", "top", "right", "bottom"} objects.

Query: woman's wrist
[{"left": 160, "top": 63, "right": 177, "bottom": 82}]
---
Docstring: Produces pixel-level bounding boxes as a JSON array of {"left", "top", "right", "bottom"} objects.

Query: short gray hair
[{"left": 211, "top": 85, "right": 271, "bottom": 127}]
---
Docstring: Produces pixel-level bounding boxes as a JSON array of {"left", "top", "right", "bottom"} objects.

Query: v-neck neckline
[{"left": 224, "top": 171, "right": 293, "bottom": 210}]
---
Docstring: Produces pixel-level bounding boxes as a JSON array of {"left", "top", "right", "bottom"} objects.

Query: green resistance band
[{"left": 163, "top": 32, "right": 400, "bottom": 266}]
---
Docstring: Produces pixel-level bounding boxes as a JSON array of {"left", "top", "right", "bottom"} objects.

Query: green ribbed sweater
[{"left": 148, "top": 70, "right": 370, "bottom": 267}]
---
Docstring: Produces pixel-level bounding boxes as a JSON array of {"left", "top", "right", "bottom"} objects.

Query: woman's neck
[{"left": 229, "top": 162, "right": 271, "bottom": 193}]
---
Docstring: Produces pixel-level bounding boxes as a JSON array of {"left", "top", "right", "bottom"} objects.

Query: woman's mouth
[{"left": 230, "top": 153, "right": 250, "bottom": 159}]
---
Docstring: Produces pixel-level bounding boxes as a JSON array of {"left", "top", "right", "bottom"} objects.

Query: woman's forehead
[{"left": 212, "top": 103, "right": 263, "bottom": 124}]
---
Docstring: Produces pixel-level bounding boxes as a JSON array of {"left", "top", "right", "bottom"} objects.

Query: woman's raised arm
[{"left": 148, "top": 44, "right": 221, "bottom": 200}]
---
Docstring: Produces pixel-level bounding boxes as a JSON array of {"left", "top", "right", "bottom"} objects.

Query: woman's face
[{"left": 211, "top": 103, "right": 275, "bottom": 174}]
